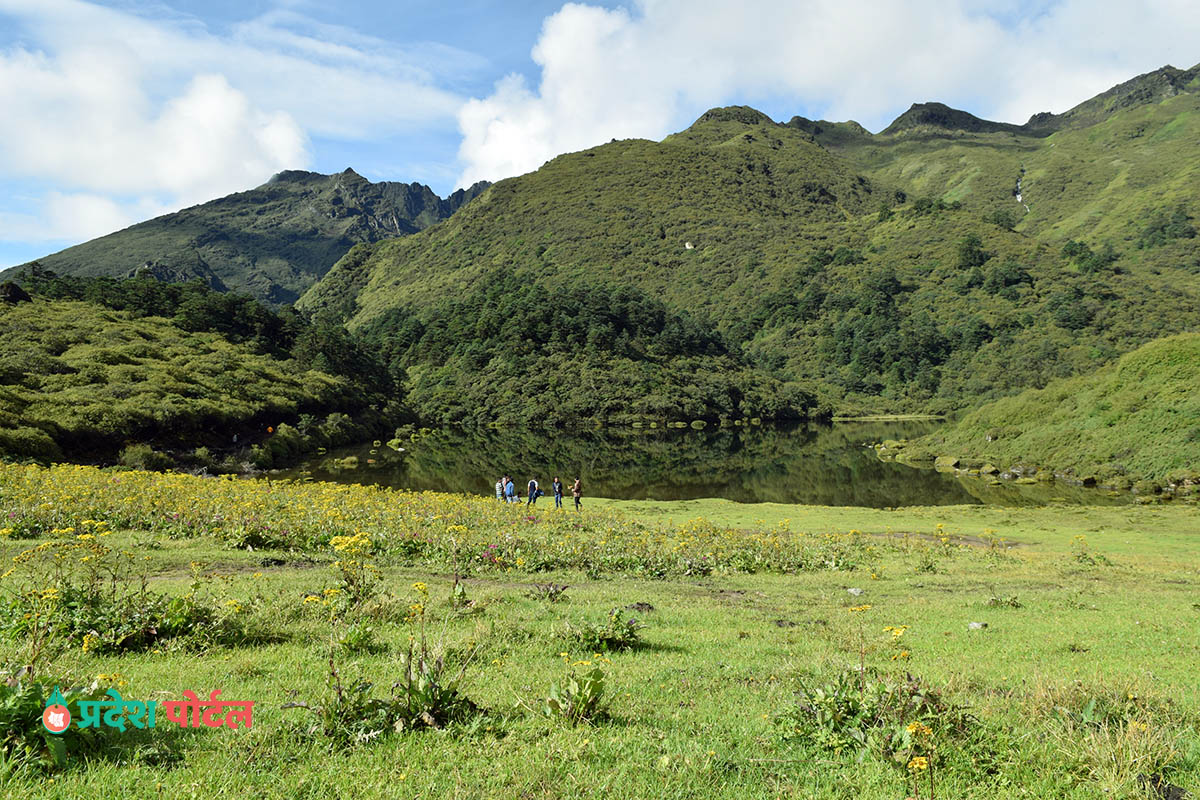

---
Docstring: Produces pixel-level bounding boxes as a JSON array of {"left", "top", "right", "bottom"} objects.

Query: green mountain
[
  {"left": 896, "top": 333, "right": 1200, "bottom": 488},
  {"left": 298, "top": 64, "right": 1200, "bottom": 421},
  {"left": 7, "top": 169, "right": 489, "bottom": 304}
]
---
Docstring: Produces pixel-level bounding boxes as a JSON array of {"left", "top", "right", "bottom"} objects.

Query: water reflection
[{"left": 276, "top": 421, "right": 1123, "bottom": 508}]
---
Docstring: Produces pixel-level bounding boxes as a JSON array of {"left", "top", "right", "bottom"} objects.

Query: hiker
[
  {"left": 527, "top": 477, "right": 540, "bottom": 506},
  {"left": 505, "top": 477, "right": 516, "bottom": 504},
  {"left": 552, "top": 477, "right": 563, "bottom": 509},
  {"left": 571, "top": 477, "right": 582, "bottom": 511},
  {"left": 495, "top": 477, "right": 504, "bottom": 502}
]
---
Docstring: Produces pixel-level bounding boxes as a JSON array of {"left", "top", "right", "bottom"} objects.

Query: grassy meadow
[{"left": 1, "top": 463, "right": 1198, "bottom": 799}]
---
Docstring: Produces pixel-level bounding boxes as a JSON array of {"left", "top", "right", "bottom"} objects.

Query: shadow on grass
[{"left": 627, "top": 639, "right": 688, "bottom": 655}]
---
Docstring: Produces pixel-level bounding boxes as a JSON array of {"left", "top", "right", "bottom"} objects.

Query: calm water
[{"left": 278, "top": 422, "right": 1128, "bottom": 508}]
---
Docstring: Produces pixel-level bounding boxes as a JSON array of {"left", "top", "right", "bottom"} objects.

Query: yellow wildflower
[{"left": 906, "top": 721, "right": 932, "bottom": 737}]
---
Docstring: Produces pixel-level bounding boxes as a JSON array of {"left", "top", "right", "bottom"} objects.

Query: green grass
[
  {"left": 599, "top": 496, "right": 1200, "bottom": 564},
  {"left": 3, "top": 467, "right": 1199, "bottom": 798},
  {"left": 898, "top": 333, "right": 1200, "bottom": 486}
]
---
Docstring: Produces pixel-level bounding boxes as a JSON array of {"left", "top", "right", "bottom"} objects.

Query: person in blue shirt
[
  {"left": 527, "top": 477, "right": 539, "bottom": 506},
  {"left": 552, "top": 477, "right": 563, "bottom": 509},
  {"left": 505, "top": 477, "right": 516, "bottom": 503}
]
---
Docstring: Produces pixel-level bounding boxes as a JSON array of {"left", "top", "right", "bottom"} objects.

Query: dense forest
[
  {"left": 355, "top": 271, "right": 820, "bottom": 426},
  {"left": 1, "top": 266, "right": 820, "bottom": 466}
]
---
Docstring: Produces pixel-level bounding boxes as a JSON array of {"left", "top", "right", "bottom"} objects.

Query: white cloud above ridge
[
  {"left": 455, "top": 0, "right": 1200, "bottom": 188},
  {"left": 0, "top": 0, "right": 473, "bottom": 247},
  {"left": 0, "top": 191, "right": 151, "bottom": 244}
]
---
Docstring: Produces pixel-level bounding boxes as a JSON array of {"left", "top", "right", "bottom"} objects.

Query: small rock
[
  {"left": 626, "top": 602, "right": 655, "bottom": 613},
  {"left": 967, "top": 621, "right": 988, "bottom": 630},
  {"left": 934, "top": 455, "right": 960, "bottom": 471},
  {"left": 846, "top": 588, "right": 864, "bottom": 597}
]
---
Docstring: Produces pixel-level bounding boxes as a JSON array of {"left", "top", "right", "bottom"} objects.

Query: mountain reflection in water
[{"left": 280, "top": 422, "right": 1129, "bottom": 508}]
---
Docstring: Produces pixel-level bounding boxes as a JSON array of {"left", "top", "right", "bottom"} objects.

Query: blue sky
[{"left": 1, "top": 0, "right": 1198, "bottom": 267}]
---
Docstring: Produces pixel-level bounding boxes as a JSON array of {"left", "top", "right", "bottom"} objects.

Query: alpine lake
[{"left": 279, "top": 420, "right": 1129, "bottom": 508}]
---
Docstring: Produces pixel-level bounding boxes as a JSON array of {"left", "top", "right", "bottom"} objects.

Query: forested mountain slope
[{"left": 299, "top": 64, "right": 1200, "bottom": 416}]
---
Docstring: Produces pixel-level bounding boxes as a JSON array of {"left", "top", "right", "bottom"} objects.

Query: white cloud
[
  {"left": 0, "top": 54, "right": 308, "bottom": 202},
  {"left": 43, "top": 192, "right": 144, "bottom": 241},
  {"left": 0, "top": 0, "right": 472, "bottom": 246},
  {"left": 456, "top": 0, "right": 1200, "bottom": 187},
  {"left": 0, "top": 191, "right": 168, "bottom": 244}
]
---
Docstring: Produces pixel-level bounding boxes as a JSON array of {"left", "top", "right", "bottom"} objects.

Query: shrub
[
  {"left": 562, "top": 608, "right": 643, "bottom": 652},
  {"left": 286, "top": 646, "right": 480, "bottom": 745},
  {"left": 191, "top": 446, "right": 215, "bottom": 469},
  {"left": 0, "top": 425, "right": 63, "bottom": 462},
  {"left": 336, "top": 622, "right": 383, "bottom": 655},
  {"left": 0, "top": 537, "right": 254, "bottom": 656},
  {"left": 543, "top": 666, "right": 607, "bottom": 725},
  {"left": 775, "top": 670, "right": 971, "bottom": 759},
  {"left": 329, "top": 531, "right": 381, "bottom": 609},
  {"left": 525, "top": 583, "right": 570, "bottom": 603},
  {"left": 1136, "top": 206, "right": 1196, "bottom": 249},
  {"left": 118, "top": 444, "right": 173, "bottom": 471},
  {"left": 1071, "top": 534, "right": 1113, "bottom": 566}
]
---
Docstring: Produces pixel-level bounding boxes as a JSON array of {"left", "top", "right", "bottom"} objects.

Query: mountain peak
[
  {"left": 882, "top": 102, "right": 1021, "bottom": 136},
  {"left": 692, "top": 106, "right": 776, "bottom": 127},
  {"left": 338, "top": 167, "right": 370, "bottom": 186},
  {"left": 785, "top": 116, "right": 871, "bottom": 145},
  {"left": 19, "top": 168, "right": 489, "bottom": 305},
  {"left": 266, "top": 169, "right": 326, "bottom": 185}
]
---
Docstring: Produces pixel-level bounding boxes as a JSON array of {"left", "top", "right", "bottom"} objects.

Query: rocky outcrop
[{"left": 0, "top": 282, "right": 31, "bottom": 304}]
